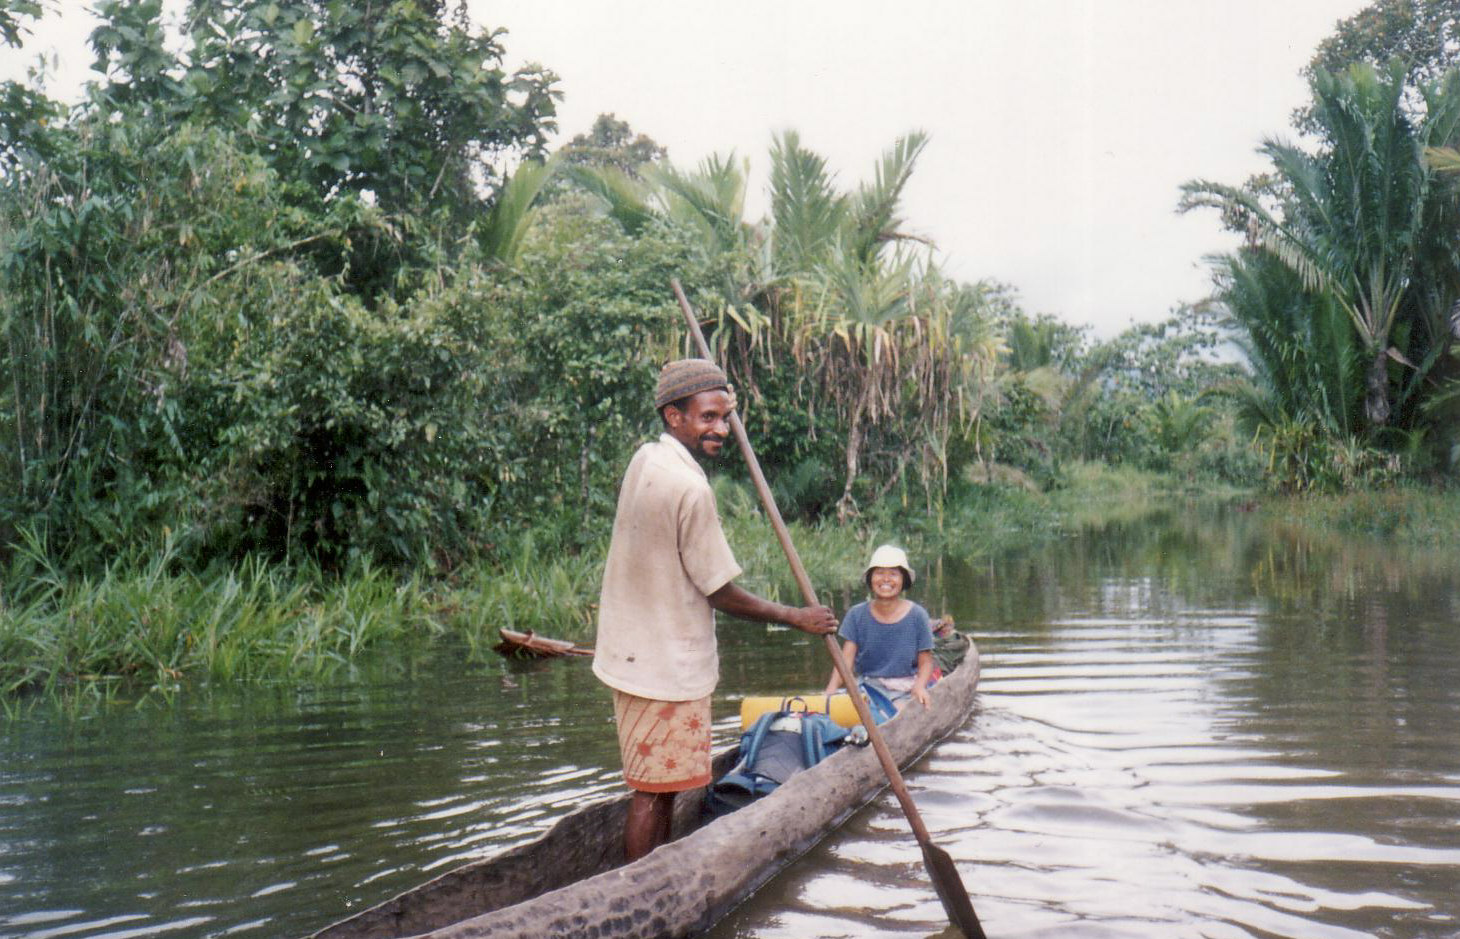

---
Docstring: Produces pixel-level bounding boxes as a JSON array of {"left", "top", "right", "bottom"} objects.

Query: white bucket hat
[{"left": 864, "top": 544, "right": 915, "bottom": 588}]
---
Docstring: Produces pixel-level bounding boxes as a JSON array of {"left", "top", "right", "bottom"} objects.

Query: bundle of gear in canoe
[
  {"left": 703, "top": 682, "right": 895, "bottom": 818},
  {"left": 706, "top": 619, "right": 971, "bottom": 818},
  {"left": 488, "top": 619, "right": 973, "bottom": 820}
]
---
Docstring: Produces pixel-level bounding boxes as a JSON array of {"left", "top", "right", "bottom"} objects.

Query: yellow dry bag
[{"left": 738, "top": 685, "right": 895, "bottom": 730}]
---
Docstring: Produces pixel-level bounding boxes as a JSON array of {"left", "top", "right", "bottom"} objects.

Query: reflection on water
[
  {"left": 0, "top": 657, "right": 632, "bottom": 938},
  {"left": 2, "top": 504, "right": 1459, "bottom": 938},
  {"left": 712, "top": 505, "right": 1460, "bottom": 939}
]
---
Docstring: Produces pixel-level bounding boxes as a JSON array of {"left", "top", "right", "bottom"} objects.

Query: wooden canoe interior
[{"left": 311, "top": 749, "right": 740, "bottom": 939}]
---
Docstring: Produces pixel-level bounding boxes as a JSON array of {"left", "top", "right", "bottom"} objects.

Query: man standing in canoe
[{"left": 593, "top": 358, "right": 838, "bottom": 861}]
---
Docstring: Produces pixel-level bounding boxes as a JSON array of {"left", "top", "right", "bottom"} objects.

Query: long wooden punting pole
[{"left": 670, "top": 279, "right": 987, "bottom": 939}]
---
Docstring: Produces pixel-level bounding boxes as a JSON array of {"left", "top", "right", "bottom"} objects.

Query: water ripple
[{"left": 711, "top": 586, "right": 1460, "bottom": 939}]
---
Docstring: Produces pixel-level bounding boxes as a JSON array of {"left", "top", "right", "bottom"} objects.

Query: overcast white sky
[{"left": 6, "top": 1, "right": 1372, "bottom": 335}]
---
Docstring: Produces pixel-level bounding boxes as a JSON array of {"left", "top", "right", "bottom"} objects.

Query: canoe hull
[{"left": 311, "top": 641, "right": 980, "bottom": 939}]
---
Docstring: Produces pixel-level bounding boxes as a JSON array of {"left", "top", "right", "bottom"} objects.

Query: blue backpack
[{"left": 704, "top": 684, "right": 895, "bottom": 818}]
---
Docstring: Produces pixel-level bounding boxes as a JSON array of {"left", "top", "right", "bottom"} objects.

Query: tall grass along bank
[
  {"left": 1259, "top": 485, "right": 1460, "bottom": 544},
  {"left": 1, "top": 468, "right": 1225, "bottom": 708}
]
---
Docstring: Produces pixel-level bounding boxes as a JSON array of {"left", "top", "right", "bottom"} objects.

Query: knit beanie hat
[{"left": 654, "top": 359, "right": 729, "bottom": 409}]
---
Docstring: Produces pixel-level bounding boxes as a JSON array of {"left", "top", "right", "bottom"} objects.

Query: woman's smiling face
[{"left": 868, "top": 565, "right": 905, "bottom": 598}]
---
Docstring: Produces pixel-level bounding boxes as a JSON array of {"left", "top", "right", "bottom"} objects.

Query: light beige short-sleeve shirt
[{"left": 592, "top": 434, "right": 742, "bottom": 700}]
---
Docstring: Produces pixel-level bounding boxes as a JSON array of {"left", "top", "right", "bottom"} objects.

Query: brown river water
[{"left": 2, "top": 503, "right": 1457, "bottom": 938}]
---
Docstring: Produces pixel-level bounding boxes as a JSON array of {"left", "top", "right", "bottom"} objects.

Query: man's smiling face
[{"left": 664, "top": 388, "right": 734, "bottom": 459}]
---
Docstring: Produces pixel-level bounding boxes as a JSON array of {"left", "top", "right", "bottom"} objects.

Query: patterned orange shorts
[{"left": 612, "top": 690, "right": 713, "bottom": 793}]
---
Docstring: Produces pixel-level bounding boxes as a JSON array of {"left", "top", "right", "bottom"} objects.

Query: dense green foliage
[
  {"left": 0, "top": 0, "right": 1259, "bottom": 575},
  {"left": 6, "top": 0, "right": 1460, "bottom": 700},
  {"left": 489, "top": 201, "right": 718, "bottom": 543},
  {"left": 1184, "top": 59, "right": 1460, "bottom": 490},
  {"left": 1, "top": 1, "right": 571, "bottom": 569},
  {"left": 1308, "top": 0, "right": 1460, "bottom": 92},
  {"left": 0, "top": 468, "right": 1090, "bottom": 702},
  {"left": 0, "top": 114, "right": 520, "bottom": 567},
  {"left": 1259, "top": 483, "right": 1460, "bottom": 542},
  {"left": 92, "top": 0, "right": 557, "bottom": 274}
]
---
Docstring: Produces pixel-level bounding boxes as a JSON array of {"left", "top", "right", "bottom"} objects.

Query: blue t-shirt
[{"left": 839, "top": 601, "right": 934, "bottom": 679}]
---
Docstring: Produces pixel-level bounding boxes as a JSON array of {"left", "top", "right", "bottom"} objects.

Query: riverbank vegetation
[
  {"left": 1260, "top": 485, "right": 1460, "bottom": 544},
  {"left": 0, "top": 467, "right": 1182, "bottom": 703},
  {"left": 2, "top": 0, "right": 1458, "bottom": 702},
  {"left": 1181, "top": 2, "right": 1460, "bottom": 493}
]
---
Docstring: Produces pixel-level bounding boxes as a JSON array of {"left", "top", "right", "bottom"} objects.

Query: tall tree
[
  {"left": 1308, "top": 0, "right": 1460, "bottom": 93},
  {"left": 0, "top": 0, "right": 62, "bottom": 172},
  {"left": 560, "top": 113, "right": 667, "bottom": 178},
  {"left": 1182, "top": 61, "right": 1460, "bottom": 434},
  {"left": 571, "top": 129, "right": 1001, "bottom": 518},
  {"left": 89, "top": 0, "right": 559, "bottom": 223},
  {"left": 763, "top": 130, "right": 995, "bottom": 518}
]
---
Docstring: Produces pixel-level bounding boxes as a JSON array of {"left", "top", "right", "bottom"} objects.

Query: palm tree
[
  {"left": 1182, "top": 61, "right": 1460, "bottom": 434},
  {"left": 568, "top": 129, "right": 1000, "bottom": 518},
  {"left": 767, "top": 130, "right": 959, "bottom": 518},
  {"left": 1210, "top": 250, "right": 1365, "bottom": 439},
  {"left": 477, "top": 154, "right": 562, "bottom": 267},
  {"left": 768, "top": 130, "right": 847, "bottom": 279},
  {"left": 569, "top": 152, "right": 772, "bottom": 309},
  {"left": 1146, "top": 392, "right": 1215, "bottom": 460}
]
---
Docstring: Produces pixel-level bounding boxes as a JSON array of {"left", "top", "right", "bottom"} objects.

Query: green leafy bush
[
  {"left": 175, "top": 264, "right": 520, "bottom": 566},
  {"left": 0, "top": 119, "right": 339, "bottom": 564}
]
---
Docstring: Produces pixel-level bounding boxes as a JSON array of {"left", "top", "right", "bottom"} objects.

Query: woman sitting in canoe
[{"left": 824, "top": 544, "right": 936, "bottom": 711}]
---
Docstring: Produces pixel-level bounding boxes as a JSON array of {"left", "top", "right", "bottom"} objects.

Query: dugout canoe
[
  {"left": 309, "top": 637, "right": 981, "bottom": 939},
  {"left": 492, "top": 627, "right": 594, "bottom": 659}
]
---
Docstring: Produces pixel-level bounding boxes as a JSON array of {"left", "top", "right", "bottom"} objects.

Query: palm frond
[
  {"left": 478, "top": 153, "right": 561, "bottom": 266},
  {"left": 846, "top": 130, "right": 929, "bottom": 266},
  {"left": 565, "top": 164, "right": 657, "bottom": 235},
  {"left": 646, "top": 153, "right": 749, "bottom": 256},
  {"left": 768, "top": 130, "right": 846, "bottom": 277}
]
